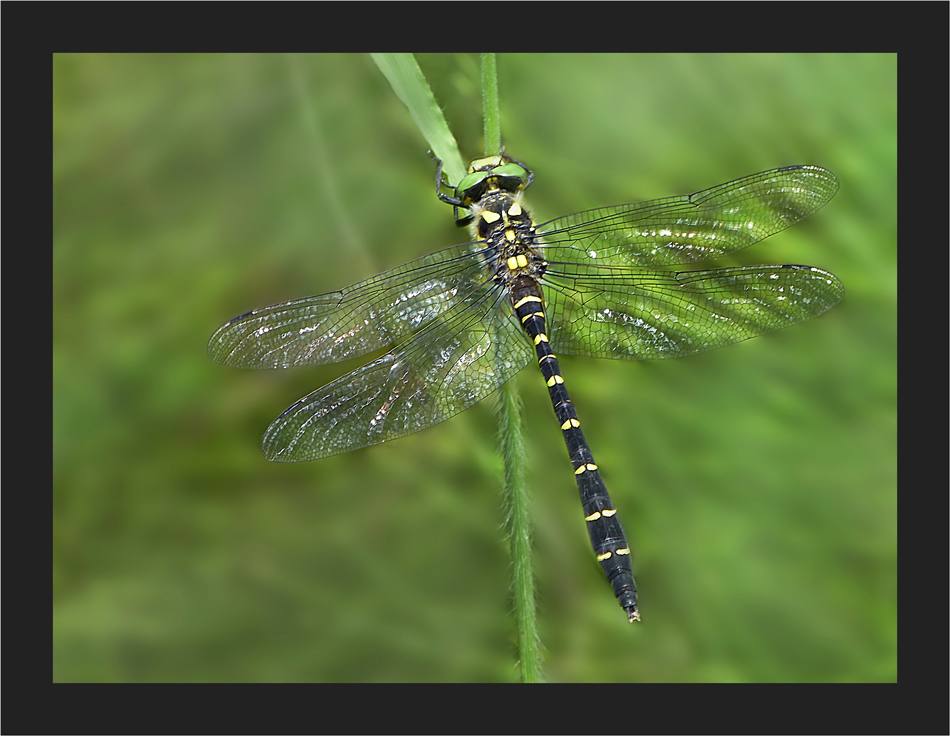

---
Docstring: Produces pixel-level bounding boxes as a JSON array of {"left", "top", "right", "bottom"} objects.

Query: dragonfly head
[
  {"left": 455, "top": 154, "right": 533, "bottom": 207},
  {"left": 436, "top": 153, "right": 534, "bottom": 228}
]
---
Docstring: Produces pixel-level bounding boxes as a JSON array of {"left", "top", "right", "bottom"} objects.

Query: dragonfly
[{"left": 209, "top": 154, "right": 843, "bottom": 622}]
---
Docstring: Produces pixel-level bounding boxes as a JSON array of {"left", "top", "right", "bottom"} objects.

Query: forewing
[
  {"left": 537, "top": 166, "right": 838, "bottom": 268},
  {"left": 544, "top": 263, "right": 844, "bottom": 360},
  {"left": 208, "top": 242, "right": 489, "bottom": 369},
  {"left": 262, "top": 282, "right": 534, "bottom": 461}
]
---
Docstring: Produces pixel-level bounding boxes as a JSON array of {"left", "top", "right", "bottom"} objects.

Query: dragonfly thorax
[{"left": 471, "top": 190, "right": 548, "bottom": 289}]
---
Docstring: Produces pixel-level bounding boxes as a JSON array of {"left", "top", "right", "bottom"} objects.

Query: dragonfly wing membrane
[
  {"left": 208, "top": 243, "right": 489, "bottom": 369},
  {"left": 538, "top": 166, "right": 838, "bottom": 268},
  {"left": 263, "top": 281, "right": 534, "bottom": 461},
  {"left": 545, "top": 263, "right": 844, "bottom": 360}
]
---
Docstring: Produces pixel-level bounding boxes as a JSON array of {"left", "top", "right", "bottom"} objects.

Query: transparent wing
[
  {"left": 543, "top": 262, "right": 844, "bottom": 360},
  {"left": 537, "top": 166, "right": 838, "bottom": 267},
  {"left": 262, "top": 281, "right": 534, "bottom": 461},
  {"left": 208, "top": 242, "right": 490, "bottom": 369}
]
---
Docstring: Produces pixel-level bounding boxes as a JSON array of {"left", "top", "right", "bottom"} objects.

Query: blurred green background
[{"left": 53, "top": 53, "right": 895, "bottom": 682}]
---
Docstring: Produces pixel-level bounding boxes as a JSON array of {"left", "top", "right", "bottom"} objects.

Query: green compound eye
[
  {"left": 492, "top": 162, "right": 529, "bottom": 185},
  {"left": 455, "top": 170, "right": 491, "bottom": 202},
  {"left": 455, "top": 160, "right": 530, "bottom": 203}
]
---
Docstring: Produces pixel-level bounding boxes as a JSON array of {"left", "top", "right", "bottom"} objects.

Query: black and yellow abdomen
[
  {"left": 470, "top": 166, "right": 640, "bottom": 622},
  {"left": 511, "top": 281, "right": 639, "bottom": 621}
]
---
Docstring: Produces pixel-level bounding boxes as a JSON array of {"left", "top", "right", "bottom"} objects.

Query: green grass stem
[{"left": 375, "top": 52, "right": 540, "bottom": 682}]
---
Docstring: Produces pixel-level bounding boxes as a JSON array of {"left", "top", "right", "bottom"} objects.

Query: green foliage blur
[{"left": 53, "top": 53, "right": 896, "bottom": 682}]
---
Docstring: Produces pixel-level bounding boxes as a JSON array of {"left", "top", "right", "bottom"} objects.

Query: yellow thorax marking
[
  {"left": 506, "top": 253, "right": 529, "bottom": 271},
  {"left": 481, "top": 210, "right": 501, "bottom": 224}
]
